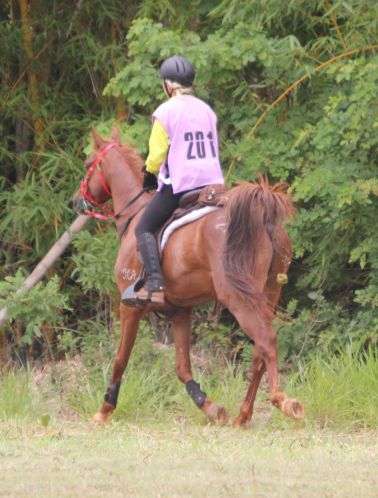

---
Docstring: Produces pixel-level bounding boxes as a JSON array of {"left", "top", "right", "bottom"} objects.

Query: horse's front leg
[
  {"left": 171, "top": 308, "right": 228, "bottom": 425},
  {"left": 92, "top": 304, "right": 144, "bottom": 424}
]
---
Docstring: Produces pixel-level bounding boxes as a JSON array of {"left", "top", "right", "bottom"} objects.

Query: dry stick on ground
[{"left": 0, "top": 215, "right": 90, "bottom": 328}]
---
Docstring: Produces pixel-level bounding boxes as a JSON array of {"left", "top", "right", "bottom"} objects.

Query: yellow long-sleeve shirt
[{"left": 145, "top": 119, "right": 169, "bottom": 174}]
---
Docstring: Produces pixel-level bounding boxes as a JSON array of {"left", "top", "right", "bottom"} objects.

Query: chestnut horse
[{"left": 72, "top": 127, "right": 304, "bottom": 428}]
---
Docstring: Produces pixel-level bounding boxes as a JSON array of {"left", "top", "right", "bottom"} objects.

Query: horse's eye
[{"left": 84, "top": 154, "right": 96, "bottom": 169}]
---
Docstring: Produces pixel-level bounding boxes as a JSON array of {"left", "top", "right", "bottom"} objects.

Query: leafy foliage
[
  {"left": 0, "top": 272, "right": 70, "bottom": 345},
  {"left": 0, "top": 0, "right": 377, "bottom": 362},
  {"left": 71, "top": 229, "right": 119, "bottom": 294}
]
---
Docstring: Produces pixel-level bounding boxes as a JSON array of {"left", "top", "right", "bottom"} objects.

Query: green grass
[
  {"left": 1, "top": 345, "right": 377, "bottom": 430},
  {"left": 280, "top": 347, "right": 378, "bottom": 430},
  {"left": 70, "top": 345, "right": 378, "bottom": 430}
]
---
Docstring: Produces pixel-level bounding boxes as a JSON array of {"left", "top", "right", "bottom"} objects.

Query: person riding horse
[
  {"left": 73, "top": 126, "right": 302, "bottom": 427},
  {"left": 133, "top": 55, "right": 225, "bottom": 305}
]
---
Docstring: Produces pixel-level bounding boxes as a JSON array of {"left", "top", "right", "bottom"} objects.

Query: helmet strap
[{"left": 163, "top": 80, "right": 173, "bottom": 98}]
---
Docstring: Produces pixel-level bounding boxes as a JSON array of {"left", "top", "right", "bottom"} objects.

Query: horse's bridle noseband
[
  {"left": 80, "top": 142, "right": 118, "bottom": 220},
  {"left": 80, "top": 141, "right": 149, "bottom": 230}
]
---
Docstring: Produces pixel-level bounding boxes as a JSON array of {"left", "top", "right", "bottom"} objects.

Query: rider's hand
[{"left": 142, "top": 167, "right": 158, "bottom": 191}]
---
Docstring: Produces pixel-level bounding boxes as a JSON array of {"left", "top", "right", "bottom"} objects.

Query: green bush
[{"left": 1, "top": 0, "right": 378, "bottom": 363}]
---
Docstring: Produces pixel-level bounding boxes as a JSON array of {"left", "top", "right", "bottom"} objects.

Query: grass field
[
  {"left": 1, "top": 420, "right": 377, "bottom": 497},
  {"left": 1, "top": 343, "right": 377, "bottom": 497}
]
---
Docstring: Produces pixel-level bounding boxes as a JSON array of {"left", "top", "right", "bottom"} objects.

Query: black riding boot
[{"left": 134, "top": 233, "right": 165, "bottom": 304}]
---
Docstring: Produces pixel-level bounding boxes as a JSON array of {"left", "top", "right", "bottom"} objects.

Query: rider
[{"left": 132, "top": 55, "right": 224, "bottom": 305}]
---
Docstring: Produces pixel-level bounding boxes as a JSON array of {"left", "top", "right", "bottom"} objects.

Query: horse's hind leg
[
  {"left": 231, "top": 305, "right": 304, "bottom": 426},
  {"left": 92, "top": 305, "right": 144, "bottom": 424},
  {"left": 232, "top": 239, "right": 285, "bottom": 428},
  {"left": 232, "top": 346, "right": 265, "bottom": 429},
  {"left": 171, "top": 308, "right": 228, "bottom": 425}
]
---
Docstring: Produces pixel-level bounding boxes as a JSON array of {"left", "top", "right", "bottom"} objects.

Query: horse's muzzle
[{"left": 72, "top": 194, "right": 92, "bottom": 215}]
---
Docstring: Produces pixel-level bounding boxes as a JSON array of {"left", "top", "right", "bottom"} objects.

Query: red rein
[{"left": 80, "top": 142, "right": 118, "bottom": 220}]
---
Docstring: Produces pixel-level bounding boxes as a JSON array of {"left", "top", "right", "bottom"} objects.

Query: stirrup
[
  {"left": 121, "top": 278, "right": 146, "bottom": 308},
  {"left": 121, "top": 278, "right": 165, "bottom": 307},
  {"left": 134, "top": 288, "right": 165, "bottom": 305}
]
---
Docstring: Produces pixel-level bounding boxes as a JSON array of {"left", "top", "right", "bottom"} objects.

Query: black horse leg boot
[{"left": 134, "top": 233, "right": 165, "bottom": 304}]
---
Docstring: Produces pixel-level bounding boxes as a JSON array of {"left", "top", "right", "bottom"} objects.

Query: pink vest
[{"left": 152, "top": 95, "right": 224, "bottom": 194}]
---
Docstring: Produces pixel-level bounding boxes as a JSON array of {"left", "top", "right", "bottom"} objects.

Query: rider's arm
[{"left": 145, "top": 119, "right": 169, "bottom": 174}]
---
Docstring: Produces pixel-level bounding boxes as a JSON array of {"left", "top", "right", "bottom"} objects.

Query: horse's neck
[{"left": 107, "top": 159, "right": 146, "bottom": 215}]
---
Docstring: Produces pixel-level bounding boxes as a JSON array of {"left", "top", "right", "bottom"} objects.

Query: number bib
[{"left": 153, "top": 95, "right": 224, "bottom": 194}]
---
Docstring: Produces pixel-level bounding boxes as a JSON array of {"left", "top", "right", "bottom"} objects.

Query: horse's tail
[{"left": 223, "top": 175, "right": 296, "bottom": 306}]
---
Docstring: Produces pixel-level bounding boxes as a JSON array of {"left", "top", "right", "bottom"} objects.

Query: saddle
[
  {"left": 179, "top": 183, "right": 227, "bottom": 209},
  {"left": 157, "top": 183, "right": 227, "bottom": 250}
]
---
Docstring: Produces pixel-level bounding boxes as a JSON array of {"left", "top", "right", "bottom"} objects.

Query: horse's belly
[
  {"left": 164, "top": 268, "right": 216, "bottom": 305},
  {"left": 161, "top": 214, "right": 223, "bottom": 305}
]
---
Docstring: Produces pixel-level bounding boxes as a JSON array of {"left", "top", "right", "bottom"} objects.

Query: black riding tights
[{"left": 135, "top": 184, "right": 184, "bottom": 237}]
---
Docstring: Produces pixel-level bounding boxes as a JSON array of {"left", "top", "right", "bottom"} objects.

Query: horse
[{"left": 72, "top": 126, "right": 304, "bottom": 428}]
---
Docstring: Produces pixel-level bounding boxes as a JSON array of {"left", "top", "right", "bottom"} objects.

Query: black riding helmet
[{"left": 159, "top": 55, "right": 195, "bottom": 87}]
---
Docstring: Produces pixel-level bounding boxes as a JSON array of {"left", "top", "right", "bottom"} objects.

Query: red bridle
[{"left": 80, "top": 142, "right": 118, "bottom": 220}]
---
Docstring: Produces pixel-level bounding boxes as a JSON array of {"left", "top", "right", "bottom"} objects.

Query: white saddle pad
[{"left": 161, "top": 206, "right": 219, "bottom": 253}]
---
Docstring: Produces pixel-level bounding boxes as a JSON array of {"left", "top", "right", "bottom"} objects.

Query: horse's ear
[
  {"left": 92, "top": 128, "right": 105, "bottom": 149},
  {"left": 111, "top": 124, "right": 121, "bottom": 144}
]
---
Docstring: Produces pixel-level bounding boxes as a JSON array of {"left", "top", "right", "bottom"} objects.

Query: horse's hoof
[
  {"left": 203, "top": 402, "right": 229, "bottom": 426},
  {"left": 91, "top": 411, "right": 110, "bottom": 425},
  {"left": 281, "top": 398, "right": 304, "bottom": 420},
  {"left": 232, "top": 415, "right": 251, "bottom": 430}
]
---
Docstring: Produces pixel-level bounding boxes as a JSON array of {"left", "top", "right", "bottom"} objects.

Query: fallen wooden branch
[{"left": 0, "top": 215, "right": 90, "bottom": 327}]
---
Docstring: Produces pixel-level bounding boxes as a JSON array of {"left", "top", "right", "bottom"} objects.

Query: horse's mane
[
  {"left": 97, "top": 138, "right": 144, "bottom": 179},
  {"left": 118, "top": 142, "right": 144, "bottom": 176}
]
